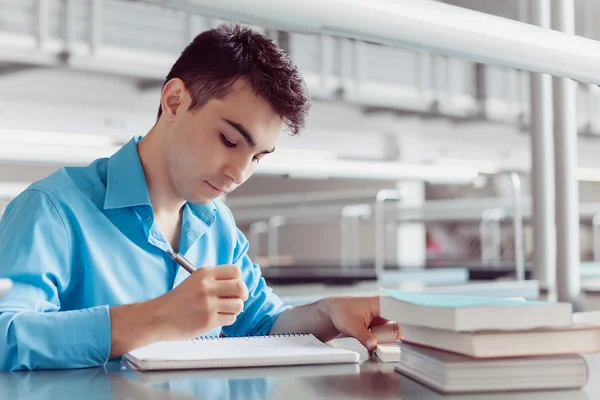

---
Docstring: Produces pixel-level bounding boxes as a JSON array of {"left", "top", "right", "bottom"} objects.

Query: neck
[{"left": 138, "top": 124, "right": 185, "bottom": 216}]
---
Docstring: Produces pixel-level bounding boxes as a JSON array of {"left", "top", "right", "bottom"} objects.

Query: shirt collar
[
  {"left": 103, "top": 136, "right": 152, "bottom": 210},
  {"left": 187, "top": 202, "right": 218, "bottom": 227}
]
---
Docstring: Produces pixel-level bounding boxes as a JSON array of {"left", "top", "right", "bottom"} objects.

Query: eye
[
  {"left": 252, "top": 156, "right": 260, "bottom": 164},
  {"left": 220, "top": 134, "right": 236, "bottom": 148}
]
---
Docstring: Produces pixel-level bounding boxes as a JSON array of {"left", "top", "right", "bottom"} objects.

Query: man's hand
[
  {"left": 151, "top": 265, "right": 249, "bottom": 340},
  {"left": 318, "top": 296, "right": 397, "bottom": 351},
  {"left": 109, "top": 264, "right": 248, "bottom": 358},
  {"left": 270, "top": 296, "right": 399, "bottom": 352}
]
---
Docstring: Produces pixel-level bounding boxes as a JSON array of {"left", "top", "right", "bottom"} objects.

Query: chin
[
  {"left": 188, "top": 196, "right": 215, "bottom": 205},
  {"left": 187, "top": 191, "right": 221, "bottom": 204}
]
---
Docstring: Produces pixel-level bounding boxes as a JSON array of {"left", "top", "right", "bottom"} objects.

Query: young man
[{"left": 0, "top": 24, "right": 392, "bottom": 371}]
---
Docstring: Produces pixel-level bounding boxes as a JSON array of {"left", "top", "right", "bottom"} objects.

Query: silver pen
[{"left": 166, "top": 249, "right": 197, "bottom": 274}]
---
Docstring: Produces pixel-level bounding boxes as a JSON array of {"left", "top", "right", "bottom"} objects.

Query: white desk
[{"left": 1, "top": 338, "right": 596, "bottom": 400}]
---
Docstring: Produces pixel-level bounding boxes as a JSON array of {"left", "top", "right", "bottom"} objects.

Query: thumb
[{"left": 354, "top": 327, "right": 378, "bottom": 352}]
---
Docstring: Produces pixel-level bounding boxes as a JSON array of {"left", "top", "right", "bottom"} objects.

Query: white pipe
[
  {"left": 479, "top": 209, "right": 503, "bottom": 265},
  {"left": 552, "top": 0, "right": 581, "bottom": 305},
  {"left": 584, "top": 0, "right": 596, "bottom": 134},
  {"left": 593, "top": 214, "right": 600, "bottom": 262},
  {"left": 529, "top": 0, "right": 556, "bottom": 296},
  {"left": 36, "top": 0, "right": 48, "bottom": 48},
  {"left": 90, "top": 0, "right": 103, "bottom": 54},
  {"left": 510, "top": 173, "right": 526, "bottom": 281},
  {"left": 248, "top": 221, "right": 268, "bottom": 259},
  {"left": 340, "top": 204, "right": 371, "bottom": 269},
  {"left": 267, "top": 215, "right": 286, "bottom": 258},
  {"left": 256, "top": 157, "right": 478, "bottom": 183},
  {"left": 340, "top": 215, "right": 350, "bottom": 269},
  {"left": 374, "top": 189, "right": 403, "bottom": 277},
  {"left": 231, "top": 195, "right": 517, "bottom": 224},
  {"left": 417, "top": 51, "right": 431, "bottom": 104},
  {"left": 65, "top": 0, "right": 77, "bottom": 52},
  {"left": 225, "top": 188, "right": 389, "bottom": 208},
  {"left": 231, "top": 194, "right": 600, "bottom": 225},
  {"left": 174, "top": 0, "right": 600, "bottom": 84},
  {"left": 233, "top": 204, "right": 356, "bottom": 224}
]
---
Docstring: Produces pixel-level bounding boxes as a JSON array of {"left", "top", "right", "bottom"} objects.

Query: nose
[{"left": 223, "top": 155, "right": 254, "bottom": 185}]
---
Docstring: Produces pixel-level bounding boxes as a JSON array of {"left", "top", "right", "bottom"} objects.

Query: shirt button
[{"left": 186, "top": 230, "right": 193, "bottom": 236}]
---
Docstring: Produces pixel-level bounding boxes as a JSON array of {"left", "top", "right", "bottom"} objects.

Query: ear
[{"left": 160, "top": 78, "right": 188, "bottom": 121}]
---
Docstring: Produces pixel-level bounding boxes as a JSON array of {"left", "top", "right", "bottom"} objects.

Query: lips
[{"left": 206, "top": 181, "right": 228, "bottom": 195}]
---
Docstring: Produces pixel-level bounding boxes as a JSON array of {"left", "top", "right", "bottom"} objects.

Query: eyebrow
[{"left": 222, "top": 118, "right": 275, "bottom": 154}]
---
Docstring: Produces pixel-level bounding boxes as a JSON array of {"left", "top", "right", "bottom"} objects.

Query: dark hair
[{"left": 158, "top": 23, "right": 310, "bottom": 135}]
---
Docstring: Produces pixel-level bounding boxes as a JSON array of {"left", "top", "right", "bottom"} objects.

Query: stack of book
[{"left": 380, "top": 290, "right": 600, "bottom": 394}]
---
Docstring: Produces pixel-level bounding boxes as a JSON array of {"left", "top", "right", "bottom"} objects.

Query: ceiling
[
  {"left": 170, "top": 0, "right": 599, "bottom": 39},
  {"left": 443, "top": 0, "right": 598, "bottom": 38}
]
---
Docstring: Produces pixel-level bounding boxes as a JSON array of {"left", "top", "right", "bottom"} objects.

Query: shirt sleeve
[
  {"left": 0, "top": 189, "right": 111, "bottom": 371},
  {"left": 221, "top": 227, "right": 290, "bottom": 337}
]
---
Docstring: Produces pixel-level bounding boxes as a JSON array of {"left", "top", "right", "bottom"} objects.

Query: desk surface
[{"left": 1, "top": 338, "right": 598, "bottom": 400}]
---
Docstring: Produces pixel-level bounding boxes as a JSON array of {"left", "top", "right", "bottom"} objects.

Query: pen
[{"left": 166, "top": 249, "right": 197, "bottom": 274}]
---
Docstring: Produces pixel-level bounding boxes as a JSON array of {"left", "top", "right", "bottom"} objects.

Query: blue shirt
[{"left": 0, "top": 137, "right": 288, "bottom": 371}]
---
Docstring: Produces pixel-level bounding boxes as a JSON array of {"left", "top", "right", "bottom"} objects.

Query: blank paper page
[{"left": 125, "top": 334, "right": 360, "bottom": 370}]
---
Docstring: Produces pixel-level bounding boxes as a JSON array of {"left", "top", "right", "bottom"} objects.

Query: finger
[
  {"left": 369, "top": 317, "right": 391, "bottom": 327},
  {"left": 216, "top": 312, "right": 238, "bottom": 327},
  {"left": 215, "top": 279, "right": 249, "bottom": 301},
  {"left": 371, "top": 321, "right": 401, "bottom": 342},
  {"left": 217, "top": 298, "right": 244, "bottom": 315},
  {"left": 212, "top": 264, "right": 242, "bottom": 280},
  {"left": 348, "top": 325, "right": 379, "bottom": 352}
]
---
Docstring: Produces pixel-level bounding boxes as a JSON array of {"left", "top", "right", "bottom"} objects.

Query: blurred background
[{"left": 1, "top": 0, "right": 599, "bottom": 306}]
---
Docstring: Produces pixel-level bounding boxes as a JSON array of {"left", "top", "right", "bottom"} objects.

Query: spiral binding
[{"left": 187, "top": 333, "right": 310, "bottom": 342}]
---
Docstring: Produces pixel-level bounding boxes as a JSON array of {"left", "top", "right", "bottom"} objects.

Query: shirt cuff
[{"left": 9, "top": 305, "right": 111, "bottom": 370}]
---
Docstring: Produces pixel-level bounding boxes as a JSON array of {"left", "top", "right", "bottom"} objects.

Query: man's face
[{"left": 164, "top": 79, "right": 282, "bottom": 204}]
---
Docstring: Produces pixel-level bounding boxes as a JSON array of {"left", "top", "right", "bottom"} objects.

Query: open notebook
[{"left": 123, "top": 334, "right": 360, "bottom": 371}]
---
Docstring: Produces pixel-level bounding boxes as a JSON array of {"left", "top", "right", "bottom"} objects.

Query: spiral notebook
[{"left": 123, "top": 334, "right": 361, "bottom": 371}]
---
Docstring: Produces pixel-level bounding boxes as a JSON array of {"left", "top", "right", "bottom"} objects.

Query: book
[
  {"left": 380, "top": 289, "right": 572, "bottom": 332},
  {"left": 573, "top": 310, "right": 600, "bottom": 325},
  {"left": 395, "top": 343, "right": 588, "bottom": 394},
  {"left": 123, "top": 334, "right": 360, "bottom": 371},
  {"left": 400, "top": 323, "right": 600, "bottom": 358},
  {"left": 373, "top": 344, "right": 400, "bottom": 363}
]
